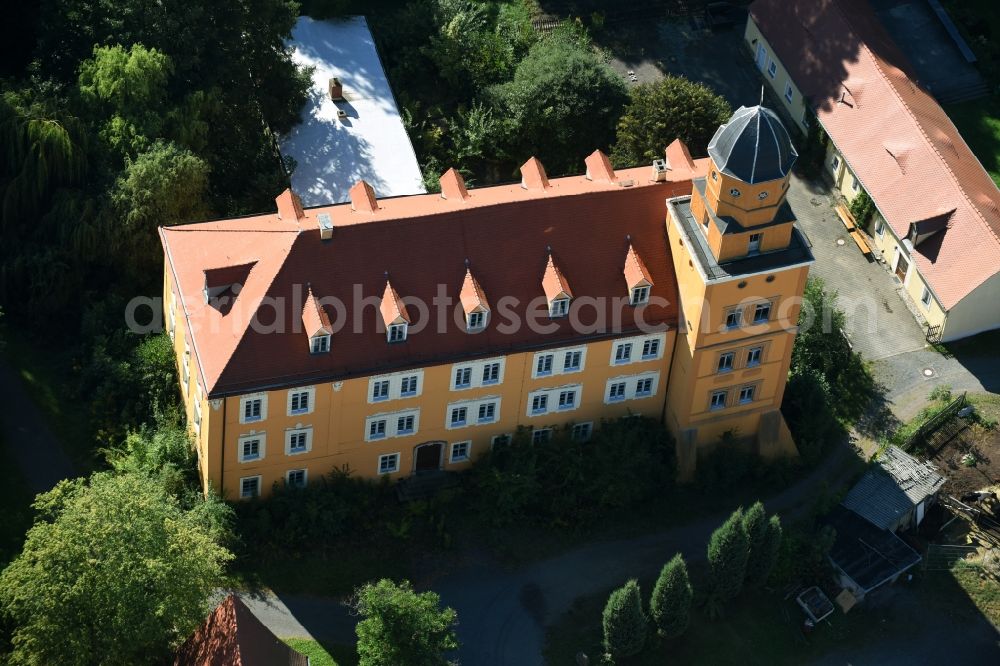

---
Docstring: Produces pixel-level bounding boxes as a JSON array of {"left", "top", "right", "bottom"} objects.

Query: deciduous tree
[{"left": 353, "top": 579, "right": 458, "bottom": 666}]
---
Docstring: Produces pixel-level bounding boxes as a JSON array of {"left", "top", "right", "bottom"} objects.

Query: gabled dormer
[
  {"left": 380, "top": 279, "right": 411, "bottom": 343},
  {"left": 203, "top": 262, "right": 256, "bottom": 314},
  {"left": 459, "top": 267, "right": 489, "bottom": 332},
  {"left": 542, "top": 252, "right": 572, "bottom": 318},
  {"left": 302, "top": 286, "right": 331, "bottom": 354},
  {"left": 623, "top": 243, "right": 653, "bottom": 305},
  {"left": 909, "top": 210, "right": 953, "bottom": 247}
]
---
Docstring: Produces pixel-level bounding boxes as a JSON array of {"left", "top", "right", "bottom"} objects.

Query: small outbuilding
[
  {"left": 841, "top": 445, "right": 946, "bottom": 534},
  {"left": 825, "top": 505, "right": 922, "bottom": 600}
]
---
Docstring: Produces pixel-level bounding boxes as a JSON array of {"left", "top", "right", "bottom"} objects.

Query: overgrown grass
[
  {"left": 951, "top": 562, "right": 1000, "bottom": 626},
  {"left": 281, "top": 638, "right": 357, "bottom": 666}
]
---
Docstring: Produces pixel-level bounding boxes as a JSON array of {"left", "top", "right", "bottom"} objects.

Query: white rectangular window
[
  {"left": 641, "top": 339, "right": 660, "bottom": 359},
  {"left": 378, "top": 453, "right": 400, "bottom": 474},
  {"left": 536, "top": 354, "right": 554, "bottom": 376},
  {"left": 482, "top": 362, "right": 500, "bottom": 385},
  {"left": 558, "top": 390, "right": 576, "bottom": 410},
  {"left": 851, "top": 176, "right": 860, "bottom": 191},
  {"left": 288, "top": 388, "right": 313, "bottom": 415},
  {"left": 287, "top": 429, "right": 310, "bottom": 455},
  {"left": 875, "top": 219, "right": 884, "bottom": 236},
  {"left": 454, "top": 367, "right": 472, "bottom": 389},
  {"left": 491, "top": 434, "right": 512, "bottom": 449},
  {"left": 549, "top": 298, "right": 569, "bottom": 318},
  {"left": 450, "top": 441, "right": 471, "bottom": 463},
  {"left": 768, "top": 61, "right": 777, "bottom": 78},
  {"left": 239, "top": 434, "right": 264, "bottom": 462},
  {"left": 369, "top": 419, "right": 387, "bottom": 440},
  {"left": 372, "top": 380, "right": 390, "bottom": 401},
  {"left": 718, "top": 352, "right": 735, "bottom": 373},
  {"left": 725, "top": 308, "right": 742, "bottom": 329},
  {"left": 753, "top": 302, "right": 772, "bottom": 323},
  {"left": 467, "top": 311, "right": 486, "bottom": 330},
  {"left": 710, "top": 391, "right": 727, "bottom": 411},
  {"left": 563, "top": 351, "right": 582, "bottom": 372},
  {"left": 630, "top": 286, "right": 650, "bottom": 305},
  {"left": 571, "top": 422, "right": 593, "bottom": 442},
  {"left": 401, "top": 375, "right": 419, "bottom": 396},
  {"left": 532, "top": 428, "right": 552, "bottom": 445},
  {"left": 635, "top": 378, "right": 653, "bottom": 397},
  {"left": 477, "top": 402, "right": 497, "bottom": 423},
  {"left": 748, "top": 232, "right": 762, "bottom": 255},
  {"left": 614, "top": 343, "right": 632, "bottom": 364},
  {"left": 921, "top": 287, "right": 932, "bottom": 307},
  {"left": 388, "top": 323, "right": 407, "bottom": 343},
  {"left": 739, "top": 385, "right": 756, "bottom": 404},
  {"left": 784, "top": 81, "right": 794, "bottom": 103},
  {"left": 241, "top": 395, "right": 266, "bottom": 423},
  {"left": 534, "top": 347, "right": 584, "bottom": 378},
  {"left": 608, "top": 382, "right": 626, "bottom": 402},
  {"left": 451, "top": 406, "right": 468, "bottom": 426},
  {"left": 831, "top": 155, "right": 841, "bottom": 172},
  {"left": 746, "top": 347, "right": 763, "bottom": 367},
  {"left": 397, "top": 414, "right": 415, "bottom": 434},
  {"left": 240, "top": 476, "right": 261, "bottom": 499},
  {"left": 286, "top": 469, "right": 307, "bottom": 488},
  {"left": 310, "top": 335, "right": 330, "bottom": 354},
  {"left": 531, "top": 394, "right": 548, "bottom": 414}
]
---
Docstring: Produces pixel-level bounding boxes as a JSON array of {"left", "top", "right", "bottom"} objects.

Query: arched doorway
[{"left": 413, "top": 441, "right": 444, "bottom": 473}]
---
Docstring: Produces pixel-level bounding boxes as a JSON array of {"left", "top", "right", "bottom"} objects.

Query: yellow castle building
[{"left": 160, "top": 106, "right": 812, "bottom": 499}]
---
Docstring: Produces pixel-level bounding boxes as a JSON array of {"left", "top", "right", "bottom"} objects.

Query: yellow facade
[{"left": 744, "top": 18, "right": 811, "bottom": 133}]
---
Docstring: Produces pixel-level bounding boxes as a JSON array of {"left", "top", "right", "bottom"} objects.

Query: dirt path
[{"left": 0, "top": 361, "right": 77, "bottom": 494}]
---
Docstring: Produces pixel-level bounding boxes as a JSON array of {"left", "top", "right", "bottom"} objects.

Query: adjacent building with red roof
[{"left": 747, "top": 0, "right": 1000, "bottom": 342}]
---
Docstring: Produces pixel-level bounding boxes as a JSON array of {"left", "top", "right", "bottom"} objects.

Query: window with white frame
[
  {"left": 739, "top": 385, "right": 756, "bottom": 404},
  {"left": 365, "top": 409, "right": 419, "bottom": 441},
  {"left": 718, "top": 352, "right": 735, "bottom": 373},
  {"left": 571, "top": 422, "right": 593, "bottom": 442},
  {"left": 549, "top": 297, "right": 569, "bottom": 318},
  {"left": 477, "top": 401, "right": 497, "bottom": 423},
  {"left": 193, "top": 392, "right": 202, "bottom": 433},
  {"left": 528, "top": 385, "right": 582, "bottom": 415},
  {"left": 608, "top": 382, "right": 626, "bottom": 402},
  {"left": 397, "top": 414, "right": 416, "bottom": 435},
  {"left": 378, "top": 453, "right": 400, "bottom": 474},
  {"left": 641, "top": 338, "right": 660, "bottom": 360},
  {"left": 558, "top": 389, "right": 577, "bottom": 410},
  {"left": 400, "top": 375, "right": 419, "bottom": 396},
  {"left": 531, "top": 394, "right": 548, "bottom": 414},
  {"left": 536, "top": 354, "right": 554, "bottom": 376},
  {"left": 851, "top": 175, "right": 860, "bottom": 191},
  {"left": 491, "top": 433, "right": 512, "bottom": 449},
  {"left": 454, "top": 367, "right": 472, "bottom": 389},
  {"left": 614, "top": 342, "right": 632, "bottom": 364},
  {"left": 286, "top": 469, "right": 307, "bottom": 488},
  {"left": 635, "top": 378, "right": 653, "bottom": 397},
  {"left": 287, "top": 428, "right": 311, "bottom": 455},
  {"left": 725, "top": 308, "right": 742, "bottom": 329},
  {"left": 630, "top": 285, "right": 650, "bottom": 305},
  {"left": 240, "top": 395, "right": 266, "bottom": 423},
  {"left": 532, "top": 428, "right": 552, "bottom": 444},
  {"left": 746, "top": 346, "right": 763, "bottom": 367},
  {"left": 920, "top": 287, "right": 932, "bottom": 307},
  {"left": 563, "top": 350, "right": 582, "bottom": 372},
  {"left": 784, "top": 81, "right": 794, "bottom": 103},
  {"left": 532, "top": 347, "right": 585, "bottom": 378},
  {"left": 387, "top": 323, "right": 407, "bottom": 343},
  {"left": 181, "top": 339, "right": 190, "bottom": 391},
  {"left": 310, "top": 335, "right": 330, "bottom": 354},
  {"left": 238, "top": 434, "right": 264, "bottom": 462},
  {"left": 482, "top": 362, "right": 501, "bottom": 385},
  {"left": 831, "top": 155, "right": 841, "bottom": 172},
  {"left": 467, "top": 310, "right": 486, "bottom": 331},
  {"left": 288, "top": 387, "right": 314, "bottom": 415},
  {"left": 372, "top": 379, "right": 390, "bottom": 401},
  {"left": 368, "top": 418, "right": 387, "bottom": 440},
  {"left": 450, "top": 406, "right": 468, "bottom": 427},
  {"left": 450, "top": 441, "right": 471, "bottom": 463},
  {"left": 875, "top": 218, "right": 884, "bottom": 236},
  {"left": 240, "top": 476, "right": 261, "bottom": 499},
  {"left": 768, "top": 61, "right": 777, "bottom": 78},
  {"left": 753, "top": 302, "right": 772, "bottom": 324},
  {"left": 710, "top": 390, "right": 727, "bottom": 411}
]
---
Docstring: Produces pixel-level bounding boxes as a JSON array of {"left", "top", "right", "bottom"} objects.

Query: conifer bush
[
  {"left": 649, "top": 554, "right": 693, "bottom": 639},
  {"left": 602, "top": 579, "right": 647, "bottom": 659}
]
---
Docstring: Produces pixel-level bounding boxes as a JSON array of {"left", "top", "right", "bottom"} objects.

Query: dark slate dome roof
[{"left": 708, "top": 106, "right": 797, "bottom": 184}]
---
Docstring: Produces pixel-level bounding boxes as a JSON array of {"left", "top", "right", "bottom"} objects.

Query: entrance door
[
  {"left": 894, "top": 253, "right": 910, "bottom": 282},
  {"left": 413, "top": 441, "right": 443, "bottom": 472}
]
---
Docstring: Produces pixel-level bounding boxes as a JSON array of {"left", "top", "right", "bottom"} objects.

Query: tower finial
[{"left": 760, "top": 85, "right": 764, "bottom": 106}]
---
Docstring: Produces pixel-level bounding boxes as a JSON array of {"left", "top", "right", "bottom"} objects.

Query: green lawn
[
  {"left": 952, "top": 562, "right": 1000, "bottom": 626},
  {"left": 282, "top": 638, "right": 357, "bottom": 666},
  {"left": 947, "top": 96, "right": 1000, "bottom": 188}
]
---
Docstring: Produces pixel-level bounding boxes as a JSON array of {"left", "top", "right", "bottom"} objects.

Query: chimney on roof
[
  {"left": 440, "top": 168, "right": 469, "bottom": 201},
  {"left": 584, "top": 150, "right": 616, "bottom": 183},
  {"left": 349, "top": 180, "right": 378, "bottom": 213},
  {"left": 520, "top": 157, "right": 550, "bottom": 191},
  {"left": 329, "top": 77, "right": 344, "bottom": 101},
  {"left": 665, "top": 139, "right": 695, "bottom": 174},
  {"left": 275, "top": 188, "right": 305, "bottom": 221}
]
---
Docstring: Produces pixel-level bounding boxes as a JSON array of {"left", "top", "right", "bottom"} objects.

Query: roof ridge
[{"left": 832, "top": 0, "right": 1000, "bottom": 245}]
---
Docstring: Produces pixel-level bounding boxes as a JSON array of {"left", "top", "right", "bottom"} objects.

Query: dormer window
[
  {"left": 630, "top": 286, "right": 650, "bottom": 305},
  {"left": 623, "top": 244, "right": 654, "bottom": 307},
  {"left": 467, "top": 310, "right": 486, "bottom": 330},
  {"left": 388, "top": 323, "right": 407, "bottom": 343},
  {"left": 550, "top": 298, "right": 569, "bottom": 318},
  {"left": 310, "top": 334, "right": 330, "bottom": 354}
]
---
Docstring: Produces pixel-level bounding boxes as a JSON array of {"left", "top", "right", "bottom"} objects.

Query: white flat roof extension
[{"left": 280, "top": 16, "right": 426, "bottom": 207}]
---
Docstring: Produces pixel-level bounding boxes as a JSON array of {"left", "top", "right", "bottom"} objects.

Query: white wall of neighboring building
[
  {"left": 940, "top": 272, "right": 1000, "bottom": 341},
  {"left": 744, "top": 18, "right": 811, "bottom": 132}
]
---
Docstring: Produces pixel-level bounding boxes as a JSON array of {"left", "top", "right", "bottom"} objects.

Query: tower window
[
  {"left": 758, "top": 191, "right": 769, "bottom": 200},
  {"left": 718, "top": 352, "right": 735, "bottom": 373},
  {"left": 710, "top": 390, "right": 727, "bottom": 411},
  {"left": 725, "top": 308, "right": 742, "bottom": 329},
  {"left": 748, "top": 233, "right": 763, "bottom": 255},
  {"left": 753, "top": 302, "right": 772, "bottom": 323},
  {"left": 739, "top": 385, "right": 756, "bottom": 404},
  {"left": 711, "top": 171, "right": 718, "bottom": 181},
  {"left": 729, "top": 187, "right": 741, "bottom": 197}
]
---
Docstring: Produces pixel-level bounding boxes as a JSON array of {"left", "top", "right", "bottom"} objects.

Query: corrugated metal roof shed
[{"left": 842, "top": 446, "right": 945, "bottom": 531}]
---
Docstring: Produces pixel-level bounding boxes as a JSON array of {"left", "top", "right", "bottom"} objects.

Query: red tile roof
[
  {"left": 380, "top": 279, "right": 411, "bottom": 326},
  {"left": 623, "top": 244, "right": 653, "bottom": 289},
  {"left": 541, "top": 252, "right": 573, "bottom": 302},
  {"left": 460, "top": 268, "right": 489, "bottom": 314},
  {"left": 174, "top": 595, "right": 307, "bottom": 666},
  {"left": 302, "top": 286, "right": 332, "bottom": 337},
  {"left": 161, "top": 154, "right": 705, "bottom": 397},
  {"left": 751, "top": 0, "right": 1000, "bottom": 309}
]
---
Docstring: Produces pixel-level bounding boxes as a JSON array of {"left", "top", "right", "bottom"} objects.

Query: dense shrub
[
  {"left": 353, "top": 579, "right": 458, "bottom": 666},
  {"left": 602, "top": 579, "right": 647, "bottom": 659},
  {"left": 707, "top": 508, "right": 749, "bottom": 606},
  {"left": 744, "top": 505, "right": 783, "bottom": 588},
  {"left": 649, "top": 554, "right": 692, "bottom": 639}
]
